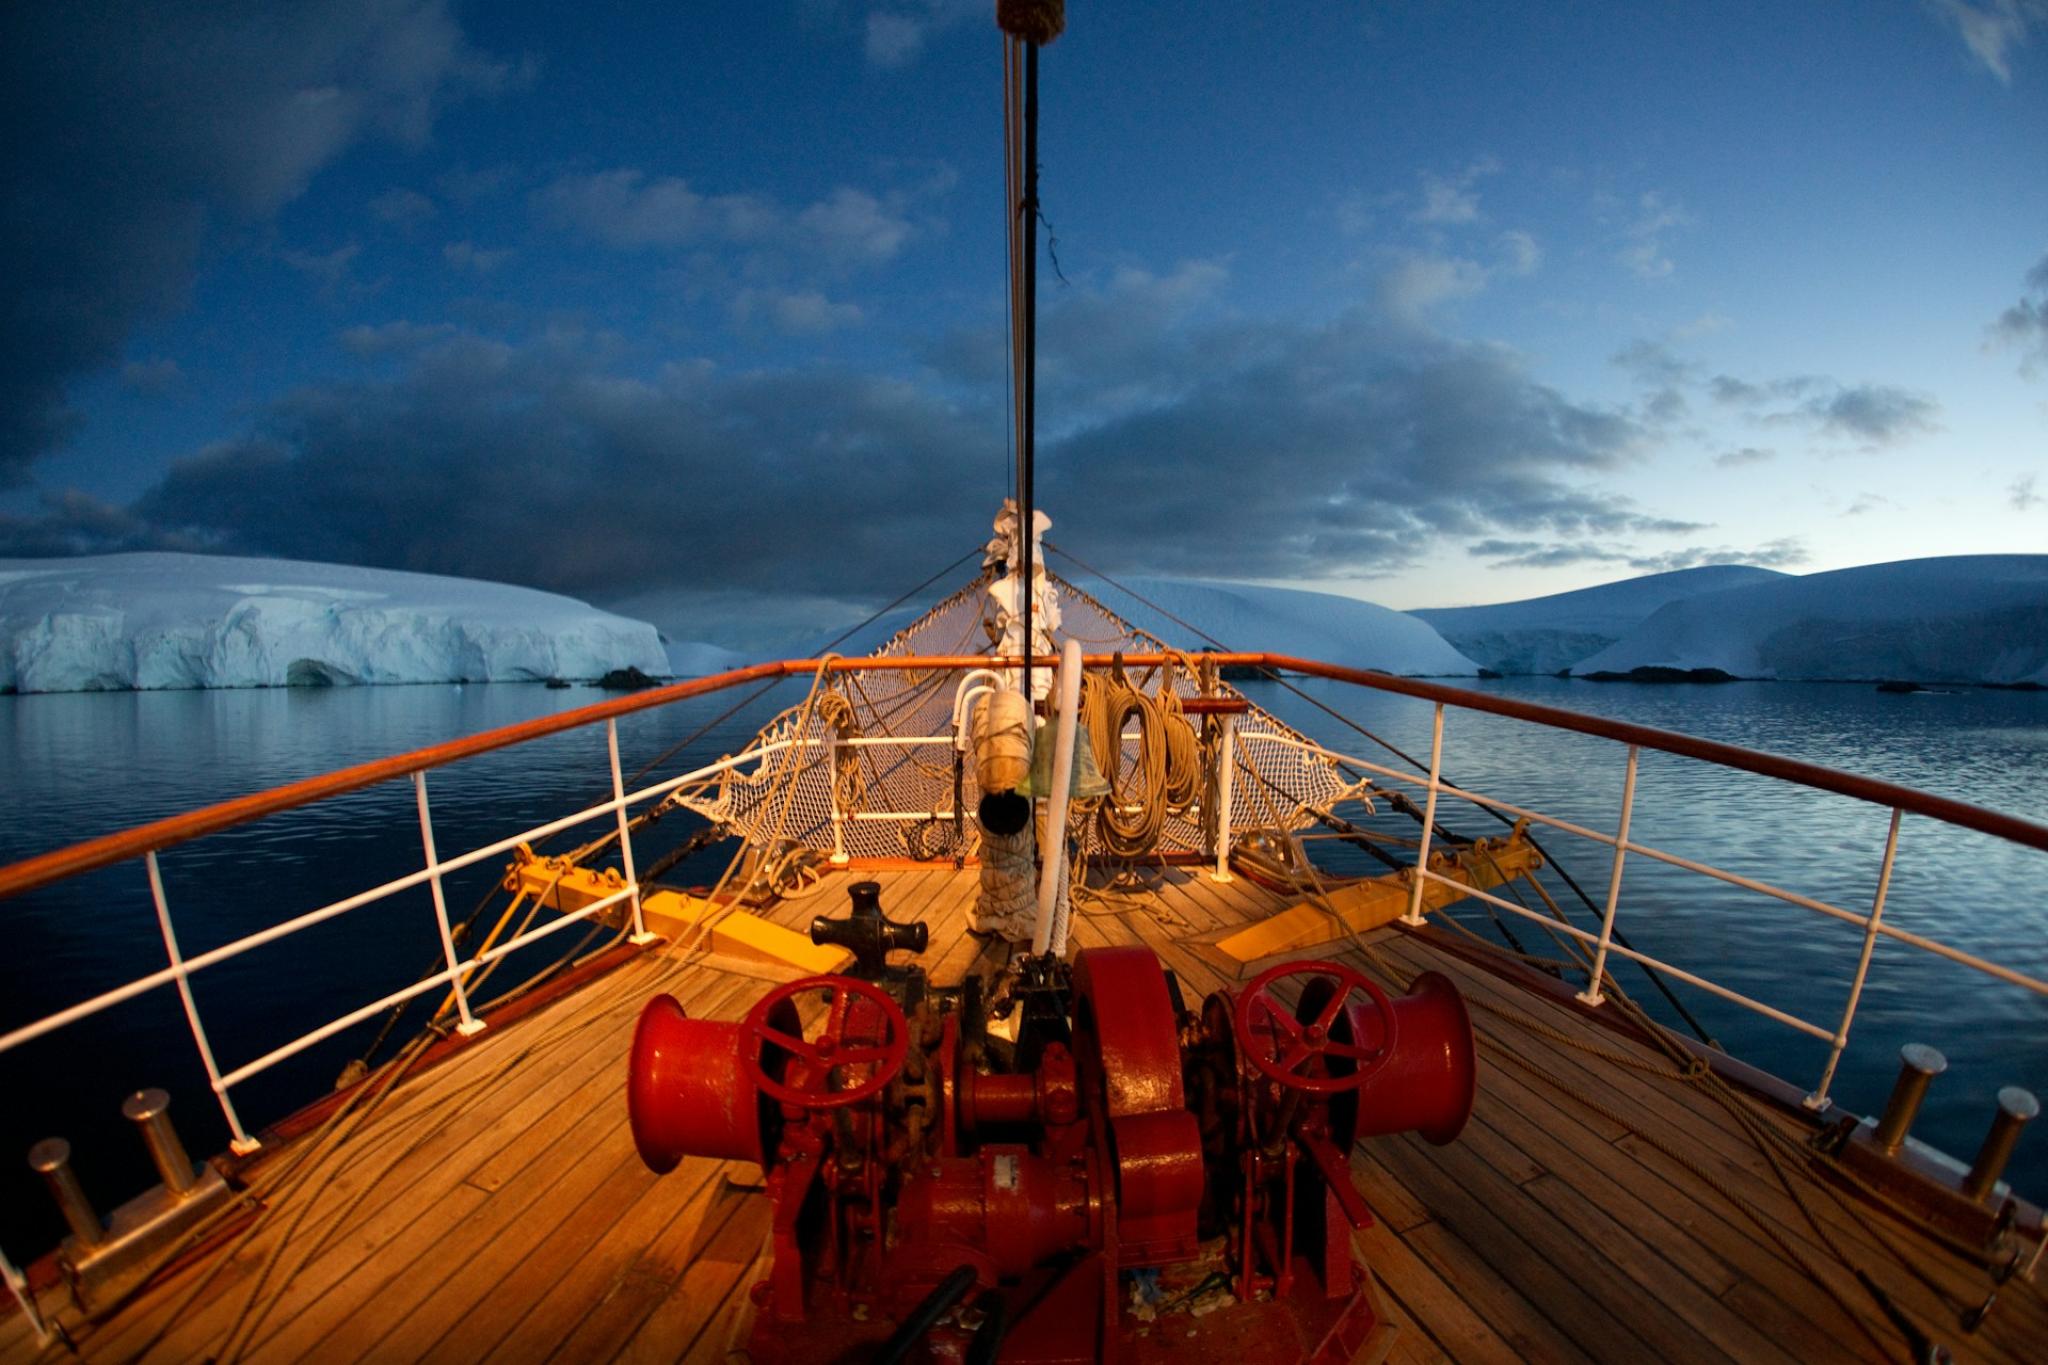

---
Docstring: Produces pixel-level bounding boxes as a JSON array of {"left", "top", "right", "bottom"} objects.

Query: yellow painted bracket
[
  {"left": 1215, "top": 828, "right": 1544, "bottom": 963},
  {"left": 508, "top": 852, "right": 850, "bottom": 974}
]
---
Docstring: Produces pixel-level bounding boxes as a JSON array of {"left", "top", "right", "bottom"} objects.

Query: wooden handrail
[
  {"left": 2, "top": 650, "right": 2043, "bottom": 902},
  {"left": 1266, "top": 655, "right": 2048, "bottom": 855}
]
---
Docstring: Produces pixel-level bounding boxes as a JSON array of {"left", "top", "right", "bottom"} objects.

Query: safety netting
[{"left": 663, "top": 566, "right": 1362, "bottom": 871}]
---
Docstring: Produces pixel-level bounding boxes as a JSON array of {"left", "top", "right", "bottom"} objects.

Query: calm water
[{"left": 2, "top": 675, "right": 2044, "bottom": 1255}]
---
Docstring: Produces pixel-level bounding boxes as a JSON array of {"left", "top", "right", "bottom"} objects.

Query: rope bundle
[{"left": 1079, "top": 660, "right": 1202, "bottom": 860}]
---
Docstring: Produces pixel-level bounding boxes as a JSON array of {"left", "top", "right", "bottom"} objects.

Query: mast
[{"left": 1000, "top": 1, "right": 1063, "bottom": 703}]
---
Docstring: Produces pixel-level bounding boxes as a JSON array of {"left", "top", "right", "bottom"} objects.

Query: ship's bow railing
[{"left": 4, "top": 652, "right": 2048, "bottom": 1334}]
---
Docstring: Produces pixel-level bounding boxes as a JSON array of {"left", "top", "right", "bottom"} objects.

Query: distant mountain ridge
[
  {"left": 1411, "top": 565, "right": 1789, "bottom": 675},
  {"left": 1572, "top": 555, "right": 2048, "bottom": 685}
]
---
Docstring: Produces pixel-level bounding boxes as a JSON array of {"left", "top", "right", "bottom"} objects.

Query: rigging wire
[{"left": 1045, "top": 537, "right": 1716, "bottom": 1046}]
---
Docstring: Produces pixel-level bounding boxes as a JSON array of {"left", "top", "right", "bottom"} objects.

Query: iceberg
[
  {"left": 1571, "top": 555, "right": 2048, "bottom": 684},
  {"left": 0, "top": 553, "right": 667, "bottom": 693},
  {"left": 1072, "top": 577, "right": 1480, "bottom": 676},
  {"left": 1412, "top": 565, "right": 1789, "bottom": 675}
]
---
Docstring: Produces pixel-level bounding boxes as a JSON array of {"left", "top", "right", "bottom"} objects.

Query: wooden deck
[{"left": 5, "top": 863, "right": 2042, "bottom": 1363}]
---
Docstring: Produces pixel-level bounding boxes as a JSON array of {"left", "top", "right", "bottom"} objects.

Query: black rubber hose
[
  {"left": 964, "top": 1290, "right": 1009, "bottom": 1365},
  {"left": 874, "top": 1264, "right": 979, "bottom": 1364}
]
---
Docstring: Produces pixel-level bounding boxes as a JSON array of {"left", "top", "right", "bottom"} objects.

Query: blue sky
[{"left": 2, "top": 1, "right": 2044, "bottom": 647}]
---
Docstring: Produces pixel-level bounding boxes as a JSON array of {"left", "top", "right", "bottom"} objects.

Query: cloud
[
  {"left": 339, "top": 320, "right": 464, "bottom": 358},
  {"left": 1379, "top": 253, "right": 1491, "bottom": 320},
  {"left": 1616, "top": 191, "right": 1691, "bottom": 280},
  {"left": 1930, "top": 0, "right": 2048, "bottom": 81},
  {"left": 536, "top": 171, "right": 920, "bottom": 269},
  {"left": 2013, "top": 474, "right": 2042, "bottom": 510},
  {"left": 1844, "top": 493, "right": 1892, "bottom": 516},
  {"left": 1709, "top": 372, "right": 1941, "bottom": 446},
  {"left": 4, "top": 274, "right": 1685, "bottom": 622},
  {"left": 1989, "top": 251, "right": 2048, "bottom": 375},
  {"left": 1496, "top": 230, "right": 1543, "bottom": 276},
  {"left": 0, "top": 0, "right": 516, "bottom": 487},
  {"left": 861, "top": 2, "right": 979, "bottom": 69},
  {"left": 1611, "top": 339, "right": 1696, "bottom": 425},
  {"left": 442, "top": 241, "right": 515, "bottom": 274},
  {"left": 731, "top": 288, "right": 863, "bottom": 335},
  {"left": 1413, "top": 157, "right": 1501, "bottom": 225},
  {"left": 1809, "top": 385, "right": 1940, "bottom": 443},
  {"left": 1713, "top": 446, "right": 1775, "bottom": 468},
  {"left": 1470, "top": 537, "right": 1808, "bottom": 572},
  {"left": 370, "top": 187, "right": 438, "bottom": 227}
]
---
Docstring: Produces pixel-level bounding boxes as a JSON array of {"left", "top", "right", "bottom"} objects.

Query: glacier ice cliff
[{"left": 0, "top": 554, "right": 667, "bottom": 693}]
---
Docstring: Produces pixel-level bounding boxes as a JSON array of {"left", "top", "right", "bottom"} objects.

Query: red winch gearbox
[{"left": 628, "top": 882, "right": 1475, "bottom": 1363}]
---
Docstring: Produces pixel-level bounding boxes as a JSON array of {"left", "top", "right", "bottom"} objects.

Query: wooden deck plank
[
  {"left": 1352, "top": 1218, "right": 1522, "bottom": 1365},
  {"left": 1372, "top": 1132, "right": 1702, "bottom": 1365},
  {"left": 615, "top": 1198, "right": 772, "bottom": 1365},
  {"left": 12, "top": 862, "right": 2039, "bottom": 1365},
  {"left": 526, "top": 1167, "right": 750, "bottom": 1363}
]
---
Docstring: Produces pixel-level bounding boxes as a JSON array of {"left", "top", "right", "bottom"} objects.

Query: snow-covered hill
[
  {"left": 0, "top": 554, "right": 667, "bottom": 693},
  {"left": 1411, "top": 565, "right": 1789, "bottom": 674},
  {"left": 806, "top": 576, "right": 1479, "bottom": 675},
  {"left": 1571, "top": 556, "right": 2048, "bottom": 684},
  {"left": 1075, "top": 577, "right": 1479, "bottom": 675}
]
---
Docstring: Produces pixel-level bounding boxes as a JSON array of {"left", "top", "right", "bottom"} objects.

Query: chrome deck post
[
  {"left": 28, "top": 1138, "right": 102, "bottom": 1247},
  {"left": 414, "top": 772, "right": 484, "bottom": 1037},
  {"left": 1577, "top": 745, "right": 1640, "bottom": 1007},
  {"left": 1401, "top": 704, "right": 1446, "bottom": 926},
  {"left": 121, "top": 1089, "right": 198, "bottom": 1196},
  {"left": 1807, "top": 807, "right": 1903, "bottom": 1109},
  {"left": 146, "top": 851, "right": 259, "bottom": 1153},
  {"left": 1962, "top": 1087, "right": 2039, "bottom": 1203},
  {"left": 1874, "top": 1044, "right": 1947, "bottom": 1153},
  {"left": 608, "top": 719, "right": 657, "bottom": 944}
]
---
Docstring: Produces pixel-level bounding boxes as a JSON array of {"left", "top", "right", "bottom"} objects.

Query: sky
[{"left": 2, "top": 0, "right": 2044, "bottom": 650}]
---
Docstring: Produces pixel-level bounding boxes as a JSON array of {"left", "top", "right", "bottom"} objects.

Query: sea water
[{"left": 2, "top": 677, "right": 2044, "bottom": 1256}]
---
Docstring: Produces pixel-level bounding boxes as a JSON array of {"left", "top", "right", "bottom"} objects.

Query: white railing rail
[
  {"left": 5, "top": 649, "right": 2046, "bottom": 1326},
  {"left": 1234, "top": 722, "right": 2048, "bottom": 1106}
]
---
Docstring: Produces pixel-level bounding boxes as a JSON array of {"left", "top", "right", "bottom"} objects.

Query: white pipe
[
  {"left": 1031, "top": 638, "right": 1084, "bottom": 957},
  {"left": 1400, "top": 705, "right": 1446, "bottom": 926},
  {"left": 1577, "top": 745, "right": 1640, "bottom": 1008},
  {"left": 1807, "top": 807, "right": 1904, "bottom": 1108},
  {"left": 950, "top": 668, "right": 1007, "bottom": 735},
  {"left": 147, "top": 852, "right": 257, "bottom": 1153},
  {"left": 416, "top": 772, "right": 483, "bottom": 1037}
]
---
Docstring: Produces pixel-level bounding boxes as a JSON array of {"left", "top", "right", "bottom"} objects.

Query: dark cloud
[
  {"left": 535, "top": 171, "right": 918, "bottom": 267},
  {"left": 1470, "top": 537, "right": 1808, "bottom": 572},
  {"left": 1709, "top": 372, "right": 1940, "bottom": 446},
  {"left": 1712, "top": 446, "right": 1774, "bottom": 468},
  {"left": 0, "top": 0, "right": 514, "bottom": 485},
  {"left": 1990, "top": 252, "right": 2048, "bottom": 376},
  {"left": 1808, "top": 385, "right": 1939, "bottom": 443},
  {"left": 1, "top": 278, "right": 1686, "bottom": 624}
]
